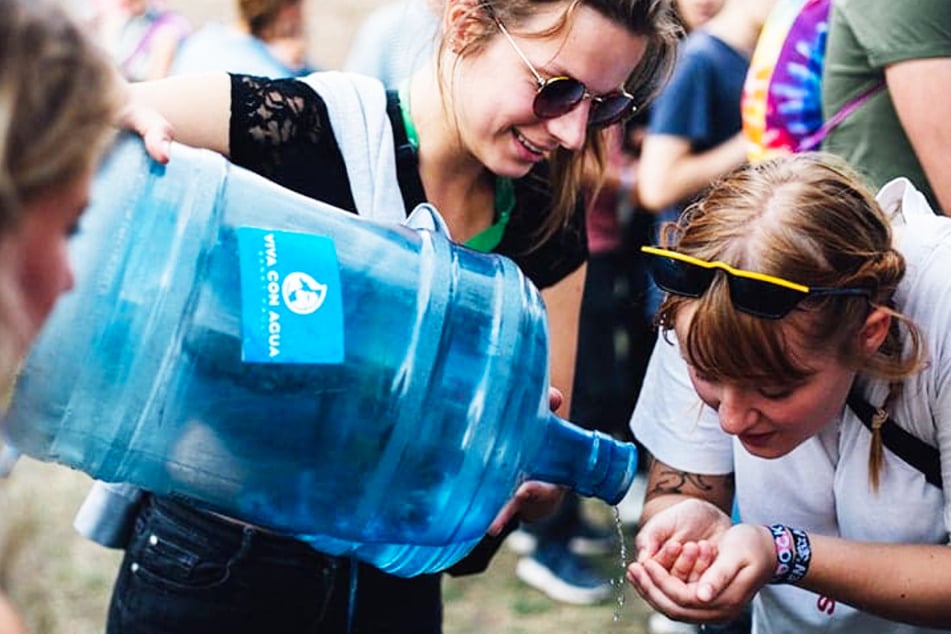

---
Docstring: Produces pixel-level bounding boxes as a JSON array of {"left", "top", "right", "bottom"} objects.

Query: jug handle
[{"left": 403, "top": 203, "right": 453, "bottom": 239}]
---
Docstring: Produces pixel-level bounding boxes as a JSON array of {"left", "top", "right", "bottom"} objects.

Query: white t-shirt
[{"left": 630, "top": 178, "right": 951, "bottom": 634}]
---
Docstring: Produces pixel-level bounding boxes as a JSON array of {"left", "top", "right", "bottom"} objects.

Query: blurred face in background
[
  {"left": 674, "top": 0, "right": 724, "bottom": 31},
  {"left": 8, "top": 172, "right": 91, "bottom": 345},
  {"left": 118, "top": 0, "right": 149, "bottom": 16}
]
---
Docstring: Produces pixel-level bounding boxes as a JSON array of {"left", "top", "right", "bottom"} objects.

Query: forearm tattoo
[{"left": 645, "top": 456, "right": 735, "bottom": 503}]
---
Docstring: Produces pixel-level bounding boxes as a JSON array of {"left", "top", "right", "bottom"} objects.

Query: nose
[
  {"left": 717, "top": 385, "right": 760, "bottom": 436},
  {"left": 543, "top": 102, "right": 589, "bottom": 152}
]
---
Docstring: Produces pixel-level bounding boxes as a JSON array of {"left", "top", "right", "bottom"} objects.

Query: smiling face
[
  {"left": 675, "top": 306, "right": 858, "bottom": 459},
  {"left": 449, "top": 2, "right": 647, "bottom": 179}
]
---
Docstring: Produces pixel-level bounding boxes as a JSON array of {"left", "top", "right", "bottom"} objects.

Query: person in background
[
  {"left": 628, "top": 152, "right": 951, "bottom": 634},
  {"left": 169, "top": 0, "right": 313, "bottom": 77},
  {"left": 671, "top": 0, "right": 722, "bottom": 32},
  {"left": 821, "top": 0, "right": 951, "bottom": 216},
  {"left": 91, "top": 0, "right": 190, "bottom": 81},
  {"left": 80, "top": 1, "right": 681, "bottom": 632},
  {"left": 636, "top": 0, "right": 773, "bottom": 227},
  {"left": 343, "top": 0, "right": 442, "bottom": 89},
  {"left": 0, "top": 0, "right": 122, "bottom": 630}
]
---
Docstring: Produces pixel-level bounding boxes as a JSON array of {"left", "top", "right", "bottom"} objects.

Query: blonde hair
[
  {"left": 656, "top": 153, "right": 926, "bottom": 488},
  {"left": 438, "top": 0, "right": 681, "bottom": 247},
  {"left": 0, "top": 0, "right": 120, "bottom": 392}
]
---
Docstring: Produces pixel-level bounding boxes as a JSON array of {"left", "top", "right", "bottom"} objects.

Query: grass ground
[{"left": 0, "top": 457, "right": 654, "bottom": 634}]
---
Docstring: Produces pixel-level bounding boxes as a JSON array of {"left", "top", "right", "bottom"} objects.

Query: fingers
[
  {"left": 694, "top": 544, "right": 748, "bottom": 603},
  {"left": 488, "top": 481, "right": 566, "bottom": 535},
  {"left": 547, "top": 387, "right": 564, "bottom": 412},
  {"left": 488, "top": 499, "right": 517, "bottom": 537},
  {"left": 690, "top": 540, "right": 717, "bottom": 583},
  {"left": 628, "top": 557, "right": 738, "bottom": 624},
  {"left": 143, "top": 128, "right": 172, "bottom": 164},
  {"left": 119, "top": 104, "right": 175, "bottom": 164}
]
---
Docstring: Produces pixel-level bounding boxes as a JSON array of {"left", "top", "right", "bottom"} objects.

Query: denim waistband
[{"left": 149, "top": 495, "right": 331, "bottom": 562}]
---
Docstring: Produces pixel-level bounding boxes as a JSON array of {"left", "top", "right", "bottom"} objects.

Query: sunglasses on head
[
  {"left": 494, "top": 18, "right": 637, "bottom": 128},
  {"left": 641, "top": 246, "right": 872, "bottom": 319}
]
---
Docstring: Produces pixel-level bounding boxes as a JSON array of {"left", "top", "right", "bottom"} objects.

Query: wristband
[
  {"left": 786, "top": 527, "right": 812, "bottom": 583},
  {"left": 766, "top": 524, "right": 811, "bottom": 584}
]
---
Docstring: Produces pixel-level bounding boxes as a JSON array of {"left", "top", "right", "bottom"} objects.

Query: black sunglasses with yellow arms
[{"left": 641, "top": 246, "right": 872, "bottom": 319}]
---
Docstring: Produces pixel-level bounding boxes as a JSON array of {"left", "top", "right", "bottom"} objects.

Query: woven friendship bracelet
[{"left": 766, "top": 524, "right": 811, "bottom": 584}]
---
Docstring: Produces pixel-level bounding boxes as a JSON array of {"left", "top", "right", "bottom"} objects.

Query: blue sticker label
[{"left": 237, "top": 227, "right": 344, "bottom": 364}]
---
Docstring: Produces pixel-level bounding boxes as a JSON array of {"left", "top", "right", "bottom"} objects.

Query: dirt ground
[{"left": 0, "top": 2, "right": 658, "bottom": 632}]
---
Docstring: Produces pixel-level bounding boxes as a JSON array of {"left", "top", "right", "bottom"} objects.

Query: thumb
[{"left": 695, "top": 557, "right": 737, "bottom": 603}]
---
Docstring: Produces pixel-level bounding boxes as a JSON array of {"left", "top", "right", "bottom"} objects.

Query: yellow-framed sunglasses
[{"left": 641, "top": 246, "right": 872, "bottom": 319}]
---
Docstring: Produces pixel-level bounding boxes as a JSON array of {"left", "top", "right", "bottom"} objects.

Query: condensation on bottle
[{"left": 3, "top": 136, "right": 637, "bottom": 576}]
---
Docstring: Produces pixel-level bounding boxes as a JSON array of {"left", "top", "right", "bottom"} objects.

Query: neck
[{"left": 408, "top": 67, "right": 496, "bottom": 241}]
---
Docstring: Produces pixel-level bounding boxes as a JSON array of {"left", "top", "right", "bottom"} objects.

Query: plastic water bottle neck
[{"left": 526, "top": 413, "right": 638, "bottom": 505}]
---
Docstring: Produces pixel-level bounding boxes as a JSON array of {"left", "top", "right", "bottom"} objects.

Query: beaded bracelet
[{"left": 766, "top": 524, "right": 811, "bottom": 584}]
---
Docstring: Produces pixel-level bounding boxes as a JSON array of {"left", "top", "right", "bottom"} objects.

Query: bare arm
[
  {"left": 541, "top": 262, "right": 586, "bottom": 418},
  {"left": 792, "top": 536, "right": 951, "bottom": 627},
  {"left": 886, "top": 57, "right": 951, "bottom": 215},
  {"left": 143, "top": 31, "right": 181, "bottom": 81},
  {"left": 636, "top": 133, "right": 747, "bottom": 212},
  {"left": 124, "top": 74, "right": 233, "bottom": 161},
  {"left": 641, "top": 456, "right": 735, "bottom": 524}
]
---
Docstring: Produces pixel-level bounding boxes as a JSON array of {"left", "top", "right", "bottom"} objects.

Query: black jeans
[{"left": 107, "top": 495, "right": 443, "bottom": 634}]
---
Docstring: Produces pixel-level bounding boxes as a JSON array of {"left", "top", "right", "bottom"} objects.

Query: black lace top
[{"left": 228, "top": 74, "right": 587, "bottom": 289}]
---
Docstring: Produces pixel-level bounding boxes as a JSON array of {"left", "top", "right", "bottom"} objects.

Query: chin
[{"left": 739, "top": 435, "right": 805, "bottom": 460}]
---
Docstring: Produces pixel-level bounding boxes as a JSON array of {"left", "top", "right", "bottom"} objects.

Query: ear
[
  {"left": 443, "top": 0, "right": 486, "bottom": 52},
  {"left": 858, "top": 306, "right": 891, "bottom": 356}
]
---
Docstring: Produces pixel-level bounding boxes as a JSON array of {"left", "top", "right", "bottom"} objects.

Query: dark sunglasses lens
[
  {"left": 647, "top": 255, "right": 712, "bottom": 298},
  {"left": 534, "top": 77, "right": 586, "bottom": 118},
  {"left": 589, "top": 94, "right": 635, "bottom": 127},
  {"left": 728, "top": 277, "right": 805, "bottom": 319}
]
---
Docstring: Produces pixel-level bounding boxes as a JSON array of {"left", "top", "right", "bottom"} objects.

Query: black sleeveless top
[{"left": 227, "top": 74, "right": 587, "bottom": 290}]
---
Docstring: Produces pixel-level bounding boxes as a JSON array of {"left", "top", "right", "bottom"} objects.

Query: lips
[
  {"left": 514, "top": 129, "right": 548, "bottom": 156},
  {"left": 738, "top": 430, "right": 776, "bottom": 451}
]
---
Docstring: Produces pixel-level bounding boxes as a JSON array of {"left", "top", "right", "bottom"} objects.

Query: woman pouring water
[{"left": 78, "top": 1, "right": 682, "bottom": 632}]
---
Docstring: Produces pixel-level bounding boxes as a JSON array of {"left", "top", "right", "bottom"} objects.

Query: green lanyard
[{"left": 397, "top": 83, "right": 513, "bottom": 253}]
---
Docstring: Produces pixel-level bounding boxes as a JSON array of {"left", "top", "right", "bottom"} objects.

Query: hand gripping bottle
[{"left": 2, "top": 135, "right": 637, "bottom": 576}]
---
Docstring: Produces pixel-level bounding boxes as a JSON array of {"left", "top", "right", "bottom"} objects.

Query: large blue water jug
[{"left": 2, "top": 136, "right": 637, "bottom": 576}]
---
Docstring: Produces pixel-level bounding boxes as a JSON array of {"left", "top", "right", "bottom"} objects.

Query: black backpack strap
[
  {"left": 847, "top": 390, "right": 942, "bottom": 489},
  {"left": 385, "top": 90, "right": 426, "bottom": 214}
]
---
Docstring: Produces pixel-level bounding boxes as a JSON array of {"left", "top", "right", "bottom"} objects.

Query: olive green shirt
[{"left": 822, "top": 0, "right": 951, "bottom": 210}]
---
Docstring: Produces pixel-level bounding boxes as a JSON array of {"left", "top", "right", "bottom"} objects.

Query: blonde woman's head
[{"left": 0, "top": 0, "right": 121, "bottom": 391}]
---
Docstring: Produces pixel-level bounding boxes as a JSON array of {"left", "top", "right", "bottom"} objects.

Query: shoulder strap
[
  {"left": 797, "top": 80, "right": 886, "bottom": 152},
  {"left": 847, "top": 390, "right": 942, "bottom": 488},
  {"left": 385, "top": 90, "right": 426, "bottom": 214}
]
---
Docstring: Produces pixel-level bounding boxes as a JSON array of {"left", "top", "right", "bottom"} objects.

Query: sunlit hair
[
  {"left": 656, "top": 153, "right": 926, "bottom": 488},
  {"left": 0, "top": 0, "right": 120, "bottom": 394},
  {"left": 437, "top": 0, "right": 681, "bottom": 247}
]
